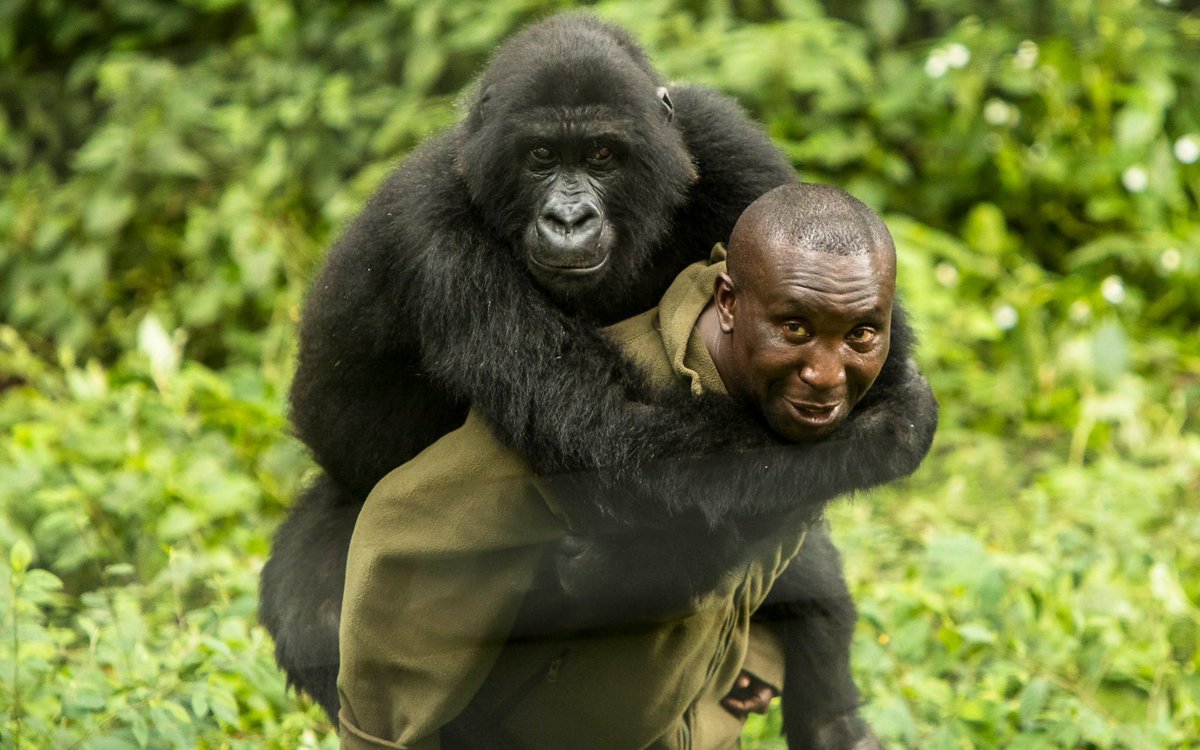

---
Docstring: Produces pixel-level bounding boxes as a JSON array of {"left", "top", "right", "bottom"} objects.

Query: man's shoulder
[
  {"left": 603, "top": 307, "right": 661, "bottom": 347},
  {"left": 602, "top": 308, "right": 677, "bottom": 387},
  {"left": 601, "top": 253, "right": 728, "bottom": 392},
  {"left": 353, "top": 409, "right": 559, "bottom": 557}
]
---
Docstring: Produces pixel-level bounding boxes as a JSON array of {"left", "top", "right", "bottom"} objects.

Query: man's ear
[{"left": 713, "top": 273, "right": 736, "bottom": 333}]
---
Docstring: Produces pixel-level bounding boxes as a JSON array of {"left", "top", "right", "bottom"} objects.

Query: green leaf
[
  {"left": 83, "top": 192, "right": 136, "bottom": 238},
  {"left": 1115, "top": 107, "right": 1160, "bottom": 150},
  {"left": 1018, "top": 678, "right": 1050, "bottom": 729},
  {"left": 1090, "top": 320, "right": 1130, "bottom": 389},
  {"left": 191, "top": 684, "right": 210, "bottom": 719},
  {"left": 10, "top": 538, "right": 32, "bottom": 573},
  {"left": 1167, "top": 616, "right": 1198, "bottom": 665},
  {"left": 957, "top": 623, "right": 997, "bottom": 645},
  {"left": 962, "top": 203, "right": 1010, "bottom": 256},
  {"left": 958, "top": 698, "right": 989, "bottom": 722},
  {"left": 864, "top": 0, "right": 906, "bottom": 44},
  {"left": 129, "top": 709, "right": 150, "bottom": 748}
]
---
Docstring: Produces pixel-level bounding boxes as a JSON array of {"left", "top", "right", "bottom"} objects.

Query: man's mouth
[{"left": 784, "top": 400, "right": 842, "bottom": 428}]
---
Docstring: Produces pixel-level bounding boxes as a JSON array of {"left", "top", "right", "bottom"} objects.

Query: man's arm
[
  {"left": 339, "top": 545, "right": 542, "bottom": 750},
  {"left": 338, "top": 413, "right": 564, "bottom": 749}
]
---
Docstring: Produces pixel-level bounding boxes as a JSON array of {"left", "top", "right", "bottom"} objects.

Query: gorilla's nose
[
  {"left": 538, "top": 201, "right": 601, "bottom": 241},
  {"left": 533, "top": 198, "right": 606, "bottom": 270}
]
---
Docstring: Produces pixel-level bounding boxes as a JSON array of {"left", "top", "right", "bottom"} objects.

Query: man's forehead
[{"left": 750, "top": 240, "right": 893, "bottom": 283}]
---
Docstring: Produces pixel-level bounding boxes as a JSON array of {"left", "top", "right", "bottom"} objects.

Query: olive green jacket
[{"left": 338, "top": 250, "right": 808, "bottom": 750}]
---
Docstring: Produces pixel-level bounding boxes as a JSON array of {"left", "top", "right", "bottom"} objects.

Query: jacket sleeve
[{"left": 338, "top": 411, "right": 566, "bottom": 748}]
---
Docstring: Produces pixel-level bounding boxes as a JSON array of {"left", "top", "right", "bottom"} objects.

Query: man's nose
[{"left": 798, "top": 348, "right": 845, "bottom": 391}]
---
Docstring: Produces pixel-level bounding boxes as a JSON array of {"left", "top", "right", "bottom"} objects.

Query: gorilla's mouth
[
  {"left": 528, "top": 253, "right": 609, "bottom": 275},
  {"left": 528, "top": 223, "right": 612, "bottom": 279}
]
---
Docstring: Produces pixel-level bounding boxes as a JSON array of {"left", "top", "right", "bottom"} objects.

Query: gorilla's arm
[
  {"left": 755, "top": 524, "right": 868, "bottom": 747},
  {"left": 544, "top": 356, "right": 934, "bottom": 624},
  {"left": 289, "top": 136, "right": 471, "bottom": 497}
]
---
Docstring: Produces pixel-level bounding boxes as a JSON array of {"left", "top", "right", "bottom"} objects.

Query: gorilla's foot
[{"left": 813, "top": 712, "right": 883, "bottom": 750}]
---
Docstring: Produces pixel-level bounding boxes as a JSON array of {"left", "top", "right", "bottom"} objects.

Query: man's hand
[{"left": 720, "top": 669, "right": 778, "bottom": 719}]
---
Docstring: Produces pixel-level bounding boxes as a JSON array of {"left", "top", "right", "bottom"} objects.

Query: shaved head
[{"left": 727, "top": 182, "right": 895, "bottom": 285}]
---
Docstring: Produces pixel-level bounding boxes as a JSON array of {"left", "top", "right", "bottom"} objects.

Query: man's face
[{"left": 714, "top": 243, "right": 895, "bottom": 442}]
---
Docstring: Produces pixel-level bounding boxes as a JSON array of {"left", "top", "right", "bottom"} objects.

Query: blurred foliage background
[{"left": 1, "top": 0, "right": 1198, "bottom": 747}]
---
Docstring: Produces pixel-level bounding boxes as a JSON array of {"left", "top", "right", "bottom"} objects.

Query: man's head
[{"left": 708, "top": 183, "right": 896, "bottom": 442}]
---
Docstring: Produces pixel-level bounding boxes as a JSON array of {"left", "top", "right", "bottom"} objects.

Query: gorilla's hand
[
  {"left": 720, "top": 670, "right": 778, "bottom": 719},
  {"left": 553, "top": 522, "right": 745, "bottom": 627},
  {"left": 834, "top": 357, "right": 937, "bottom": 486}
]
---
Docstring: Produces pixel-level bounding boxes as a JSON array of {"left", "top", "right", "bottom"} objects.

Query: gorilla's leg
[
  {"left": 259, "top": 474, "right": 357, "bottom": 724},
  {"left": 756, "top": 522, "right": 881, "bottom": 750}
]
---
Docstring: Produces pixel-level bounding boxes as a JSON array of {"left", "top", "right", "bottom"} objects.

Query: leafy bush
[
  {"left": 1, "top": 0, "right": 1197, "bottom": 746},
  {"left": 0, "top": 327, "right": 323, "bottom": 746}
]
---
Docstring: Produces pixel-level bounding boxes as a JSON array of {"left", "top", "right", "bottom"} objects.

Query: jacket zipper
[{"left": 491, "top": 646, "right": 574, "bottom": 720}]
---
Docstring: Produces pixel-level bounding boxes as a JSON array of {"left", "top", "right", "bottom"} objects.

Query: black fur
[
  {"left": 260, "top": 13, "right": 937, "bottom": 747},
  {"left": 758, "top": 523, "right": 875, "bottom": 749},
  {"left": 259, "top": 475, "right": 356, "bottom": 719}
]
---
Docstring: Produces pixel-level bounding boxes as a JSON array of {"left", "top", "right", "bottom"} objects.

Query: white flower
[
  {"left": 935, "top": 262, "right": 959, "bottom": 286},
  {"left": 1150, "top": 562, "right": 1189, "bottom": 615},
  {"left": 1101, "top": 275, "right": 1126, "bottom": 305},
  {"left": 994, "top": 304, "right": 1019, "bottom": 330},
  {"left": 1174, "top": 136, "right": 1199, "bottom": 164},
  {"left": 984, "top": 99, "right": 1011, "bottom": 126},
  {"left": 137, "top": 314, "right": 182, "bottom": 392},
  {"left": 925, "top": 52, "right": 949, "bottom": 79},
  {"left": 1121, "top": 166, "right": 1148, "bottom": 193},
  {"left": 945, "top": 43, "right": 971, "bottom": 69},
  {"left": 1015, "top": 40, "right": 1039, "bottom": 70},
  {"left": 1160, "top": 247, "right": 1181, "bottom": 272}
]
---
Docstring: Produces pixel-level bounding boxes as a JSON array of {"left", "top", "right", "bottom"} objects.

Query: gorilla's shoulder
[
  {"left": 373, "top": 129, "right": 473, "bottom": 225},
  {"left": 667, "top": 85, "right": 794, "bottom": 215},
  {"left": 669, "top": 84, "right": 753, "bottom": 121},
  {"left": 670, "top": 85, "right": 777, "bottom": 158},
  {"left": 380, "top": 130, "right": 462, "bottom": 193}
]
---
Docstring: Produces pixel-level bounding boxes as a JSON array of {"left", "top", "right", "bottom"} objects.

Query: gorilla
[{"left": 260, "top": 12, "right": 937, "bottom": 748}]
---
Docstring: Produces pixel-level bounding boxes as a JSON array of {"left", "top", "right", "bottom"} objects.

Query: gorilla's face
[
  {"left": 518, "top": 126, "right": 623, "bottom": 291},
  {"left": 502, "top": 91, "right": 689, "bottom": 302},
  {"left": 457, "top": 52, "right": 696, "bottom": 313}
]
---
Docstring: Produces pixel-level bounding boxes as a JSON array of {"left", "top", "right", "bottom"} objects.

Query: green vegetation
[{"left": 2, "top": 0, "right": 1197, "bottom": 747}]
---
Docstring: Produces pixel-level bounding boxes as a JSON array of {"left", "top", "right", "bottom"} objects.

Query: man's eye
[
  {"left": 847, "top": 327, "right": 876, "bottom": 343},
  {"left": 588, "top": 146, "right": 612, "bottom": 164},
  {"left": 783, "top": 322, "right": 808, "bottom": 337},
  {"left": 531, "top": 146, "right": 554, "bottom": 163}
]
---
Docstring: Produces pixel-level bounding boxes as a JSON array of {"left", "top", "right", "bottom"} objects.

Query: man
[{"left": 337, "top": 183, "right": 933, "bottom": 749}]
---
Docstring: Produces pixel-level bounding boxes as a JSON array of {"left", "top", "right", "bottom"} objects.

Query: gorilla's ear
[
  {"left": 468, "top": 86, "right": 493, "bottom": 131},
  {"left": 656, "top": 86, "right": 674, "bottom": 123}
]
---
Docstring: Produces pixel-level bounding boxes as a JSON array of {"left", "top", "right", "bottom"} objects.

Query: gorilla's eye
[
  {"left": 530, "top": 146, "right": 555, "bottom": 164},
  {"left": 588, "top": 146, "right": 613, "bottom": 165}
]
